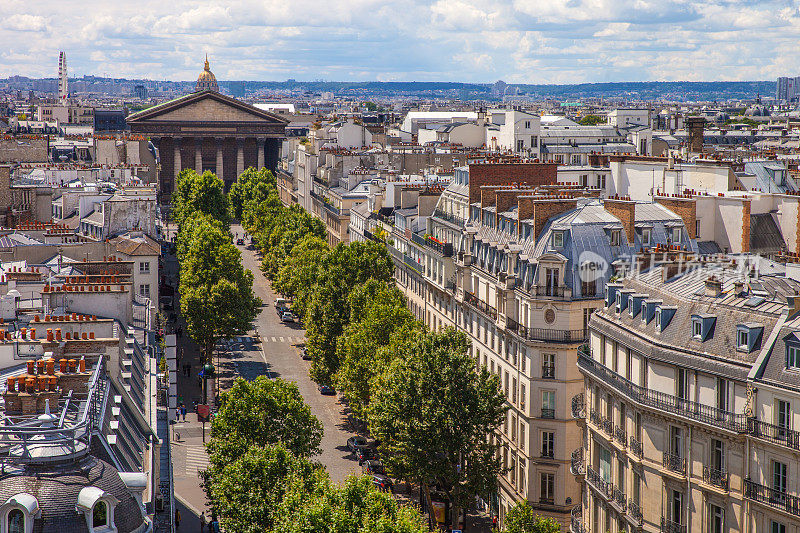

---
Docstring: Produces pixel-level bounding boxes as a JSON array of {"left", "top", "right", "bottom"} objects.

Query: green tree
[
  {"left": 261, "top": 207, "right": 326, "bottom": 280},
  {"left": 179, "top": 216, "right": 260, "bottom": 362},
  {"left": 333, "top": 280, "right": 418, "bottom": 420},
  {"left": 368, "top": 329, "right": 507, "bottom": 531},
  {"left": 578, "top": 114, "right": 605, "bottom": 126},
  {"left": 305, "top": 241, "right": 394, "bottom": 385},
  {"left": 273, "top": 234, "right": 330, "bottom": 316},
  {"left": 275, "top": 475, "right": 428, "bottom": 533},
  {"left": 229, "top": 167, "right": 277, "bottom": 222},
  {"left": 503, "top": 501, "right": 561, "bottom": 533},
  {"left": 172, "top": 169, "right": 230, "bottom": 227},
  {"left": 204, "top": 443, "right": 327, "bottom": 533},
  {"left": 207, "top": 376, "right": 323, "bottom": 459}
]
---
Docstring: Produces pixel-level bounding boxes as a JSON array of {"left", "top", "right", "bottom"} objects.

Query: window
[
  {"left": 139, "top": 284, "right": 150, "bottom": 298},
  {"left": 655, "top": 309, "right": 661, "bottom": 329},
  {"left": 540, "top": 473, "right": 554, "bottom": 503},
  {"left": 716, "top": 378, "right": 728, "bottom": 412},
  {"left": 524, "top": 121, "right": 531, "bottom": 129},
  {"left": 772, "top": 521, "right": 786, "bottom": 533},
  {"left": 599, "top": 445, "right": 612, "bottom": 482},
  {"left": 542, "top": 353, "right": 555, "bottom": 379},
  {"left": 671, "top": 490, "right": 683, "bottom": 525},
  {"left": 552, "top": 231, "right": 564, "bottom": 248},
  {"left": 139, "top": 261, "right": 150, "bottom": 274},
  {"left": 7, "top": 509, "right": 24, "bottom": 533},
  {"left": 788, "top": 344, "right": 800, "bottom": 368},
  {"left": 712, "top": 439, "right": 724, "bottom": 471},
  {"left": 520, "top": 384, "right": 526, "bottom": 411},
  {"left": 672, "top": 227, "right": 681, "bottom": 243},
  {"left": 92, "top": 501, "right": 108, "bottom": 528},
  {"left": 773, "top": 460, "right": 788, "bottom": 496},
  {"left": 776, "top": 400, "right": 791, "bottom": 438},
  {"left": 709, "top": 504, "right": 724, "bottom": 533},
  {"left": 520, "top": 423, "right": 526, "bottom": 451},
  {"left": 517, "top": 139, "right": 524, "bottom": 151},
  {"left": 632, "top": 471, "right": 641, "bottom": 505},
  {"left": 542, "top": 391, "right": 555, "bottom": 418},
  {"left": 541, "top": 431, "right": 554, "bottom": 458},
  {"left": 641, "top": 228, "right": 651, "bottom": 245},
  {"left": 519, "top": 459, "right": 526, "bottom": 494},
  {"left": 676, "top": 368, "right": 687, "bottom": 401},
  {"left": 737, "top": 329, "right": 749, "bottom": 350},
  {"left": 670, "top": 426, "right": 683, "bottom": 458},
  {"left": 610, "top": 230, "right": 621, "bottom": 246},
  {"left": 692, "top": 319, "right": 702, "bottom": 338}
]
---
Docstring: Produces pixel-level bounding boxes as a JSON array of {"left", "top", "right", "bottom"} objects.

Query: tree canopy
[
  {"left": 172, "top": 169, "right": 230, "bottom": 227},
  {"left": 503, "top": 502, "right": 561, "bottom": 533},
  {"left": 229, "top": 167, "right": 278, "bottom": 223}
]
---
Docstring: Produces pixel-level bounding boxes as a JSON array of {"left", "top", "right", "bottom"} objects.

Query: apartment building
[
  {"left": 575, "top": 256, "right": 800, "bottom": 533},
  {"left": 360, "top": 162, "right": 697, "bottom": 528}
]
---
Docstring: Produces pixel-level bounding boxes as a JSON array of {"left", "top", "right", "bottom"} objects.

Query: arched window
[
  {"left": 7, "top": 509, "right": 24, "bottom": 533},
  {"left": 92, "top": 501, "right": 108, "bottom": 528}
]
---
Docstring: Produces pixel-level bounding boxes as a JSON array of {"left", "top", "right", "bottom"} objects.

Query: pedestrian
[
  {"left": 211, "top": 514, "right": 219, "bottom": 533},
  {"left": 175, "top": 508, "right": 181, "bottom": 529},
  {"left": 180, "top": 403, "right": 187, "bottom": 422},
  {"left": 175, "top": 407, "right": 180, "bottom": 421},
  {"left": 200, "top": 512, "right": 207, "bottom": 533}
]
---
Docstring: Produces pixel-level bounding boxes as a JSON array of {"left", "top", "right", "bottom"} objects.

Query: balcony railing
[
  {"left": 533, "top": 284, "right": 566, "bottom": 298},
  {"left": 628, "top": 501, "right": 643, "bottom": 526},
  {"left": 571, "top": 448, "right": 585, "bottom": 476},
  {"left": 702, "top": 465, "right": 729, "bottom": 491},
  {"left": 663, "top": 451, "right": 686, "bottom": 475},
  {"left": 432, "top": 208, "right": 466, "bottom": 227},
  {"left": 571, "top": 504, "right": 587, "bottom": 533},
  {"left": 587, "top": 466, "right": 613, "bottom": 499},
  {"left": 410, "top": 232, "right": 454, "bottom": 257},
  {"left": 578, "top": 353, "right": 748, "bottom": 432},
  {"left": 464, "top": 292, "right": 497, "bottom": 320},
  {"left": 629, "top": 436, "right": 643, "bottom": 459},
  {"left": 611, "top": 487, "right": 627, "bottom": 513},
  {"left": 571, "top": 393, "right": 585, "bottom": 420},
  {"left": 614, "top": 425, "right": 627, "bottom": 447},
  {"left": 745, "top": 479, "right": 800, "bottom": 517},
  {"left": 661, "top": 518, "right": 686, "bottom": 533},
  {"left": 590, "top": 409, "right": 613, "bottom": 435},
  {"left": 542, "top": 363, "right": 556, "bottom": 379},
  {"left": 748, "top": 418, "right": 800, "bottom": 450},
  {"left": 541, "top": 408, "right": 555, "bottom": 419},
  {"left": 517, "top": 325, "right": 587, "bottom": 343}
]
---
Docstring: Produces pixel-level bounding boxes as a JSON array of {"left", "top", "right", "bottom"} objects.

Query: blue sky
[{"left": 1, "top": 0, "right": 798, "bottom": 83}]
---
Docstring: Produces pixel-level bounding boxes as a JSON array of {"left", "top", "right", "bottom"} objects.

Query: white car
[{"left": 281, "top": 311, "right": 294, "bottom": 322}]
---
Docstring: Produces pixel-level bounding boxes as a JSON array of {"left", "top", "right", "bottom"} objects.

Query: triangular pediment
[{"left": 128, "top": 91, "right": 288, "bottom": 125}]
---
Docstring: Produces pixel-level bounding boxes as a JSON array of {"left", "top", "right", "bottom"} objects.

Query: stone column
[
  {"left": 173, "top": 137, "right": 182, "bottom": 177},
  {"left": 215, "top": 137, "right": 224, "bottom": 180},
  {"left": 236, "top": 138, "right": 244, "bottom": 177},
  {"left": 195, "top": 138, "right": 203, "bottom": 173},
  {"left": 257, "top": 136, "right": 266, "bottom": 169}
]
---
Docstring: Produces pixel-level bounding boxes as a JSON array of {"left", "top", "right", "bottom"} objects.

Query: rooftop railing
[
  {"left": 578, "top": 353, "right": 748, "bottom": 433},
  {"left": 518, "top": 325, "right": 586, "bottom": 343}
]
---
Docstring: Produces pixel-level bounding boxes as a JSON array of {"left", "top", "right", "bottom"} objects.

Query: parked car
[
  {"left": 346, "top": 436, "right": 368, "bottom": 453},
  {"left": 362, "top": 460, "right": 386, "bottom": 476},
  {"left": 301, "top": 347, "right": 312, "bottom": 360},
  {"left": 236, "top": 238, "right": 245, "bottom": 245},
  {"left": 281, "top": 311, "right": 294, "bottom": 322},
  {"left": 318, "top": 384, "right": 336, "bottom": 395},
  {"left": 355, "top": 446, "right": 374, "bottom": 465},
  {"left": 369, "top": 473, "right": 393, "bottom": 492}
]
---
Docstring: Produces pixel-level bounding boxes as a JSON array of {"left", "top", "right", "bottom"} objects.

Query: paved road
[{"left": 233, "top": 224, "right": 362, "bottom": 482}]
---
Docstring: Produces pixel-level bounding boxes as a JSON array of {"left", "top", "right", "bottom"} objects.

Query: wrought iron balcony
[
  {"left": 432, "top": 208, "right": 466, "bottom": 227},
  {"left": 464, "top": 292, "right": 498, "bottom": 319},
  {"left": 586, "top": 466, "right": 613, "bottom": 499},
  {"left": 578, "top": 353, "right": 748, "bottom": 432},
  {"left": 571, "top": 393, "right": 585, "bottom": 419},
  {"left": 517, "top": 326, "right": 586, "bottom": 343},
  {"left": 702, "top": 465, "right": 729, "bottom": 491},
  {"left": 410, "top": 232, "right": 453, "bottom": 257},
  {"left": 629, "top": 436, "right": 643, "bottom": 459},
  {"left": 571, "top": 448, "right": 585, "bottom": 476},
  {"left": 748, "top": 418, "right": 800, "bottom": 450},
  {"left": 661, "top": 518, "right": 686, "bottom": 533},
  {"left": 589, "top": 408, "right": 612, "bottom": 434},
  {"left": 570, "top": 504, "right": 586, "bottom": 533},
  {"left": 533, "top": 284, "right": 566, "bottom": 298},
  {"left": 611, "top": 486, "right": 627, "bottom": 513},
  {"left": 628, "top": 501, "right": 643, "bottom": 526},
  {"left": 745, "top": 479, "right": 800, "bottom": 517},
  {"left": 614, "top": 425, "right": 627, "bottom": 447},
  {"left": 663, "top": 451, "right": 686, "bottom": 475},
  {"left": 541, "top": 408, "right": 556, "bottom": 419}
]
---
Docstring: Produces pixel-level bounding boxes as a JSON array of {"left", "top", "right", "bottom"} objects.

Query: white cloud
[{"left": 0, "top": 0, "right": 795, "bottom": 83}]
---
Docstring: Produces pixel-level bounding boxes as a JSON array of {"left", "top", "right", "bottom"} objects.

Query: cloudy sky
[{"left": 1, "top": 0, "right": 798, "bottom": 83}]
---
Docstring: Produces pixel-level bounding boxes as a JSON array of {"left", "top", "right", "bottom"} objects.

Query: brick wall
[
  {"left": 655, "top": 197, "right": 698, "bottom": 239},
  {"left": 604, "top": 199, "right": 637, "bottom": 243},
  {"left": 468, "top": 162, "right": 557, "bottom": 205},
  {"left": 521, "top": 198, "right": 578, "bottom": 241}
]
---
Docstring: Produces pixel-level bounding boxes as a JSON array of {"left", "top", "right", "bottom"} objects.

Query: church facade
[{"left": 127, "top": 59, "right": 288, "bottom": 201}]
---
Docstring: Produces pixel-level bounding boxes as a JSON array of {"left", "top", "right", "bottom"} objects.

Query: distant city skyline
[{"left": 1, "top": 0, "right": 799, "bottom": 83}]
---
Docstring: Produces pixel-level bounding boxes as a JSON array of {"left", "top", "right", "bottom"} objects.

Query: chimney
[
  {"left": 655, "top": 196, "right": 698, "bottom": 239},
  {"left": 705, "top": 275, "right": 722, "bottom": 297},
  {"left": 517, "top": 196, "right": 578, "bottom": 242},
  {"left": 604, "top": 197, "right": 637, "bottom": 243}
]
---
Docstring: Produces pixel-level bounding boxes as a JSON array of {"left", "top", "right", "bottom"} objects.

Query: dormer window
[
  {"left": 552, "top": 231, "right": 564, "bottom": 248},
  {"left": 737, "top": 329, "right": 749, "bottom": 350},
  {"left": 641, "top": 302, "right": 647, "bottom": 322},
  {"left": 77, "top": 487, "right": 118, "bottom": 533},
  {"left": 788, "top": 344, "right": 800, "bottom": 369},
  {"left": 0, "top": 494, "right": 39, "bottom": 533},
  {"left": 691, "top": 314, "right": 716, "bottom": 341},
  {"left": 655, "top": 309, "right": 661, "bottom": 329},
  {"left": 610, "top": 230, "right": 621, "bottom": 246},
  {"left": 736, "top": 324, "right": 763, "bottom": 353},
  {"left": 693, "top": 319, "right": 702, "bottom": 338},
  {"left": 672, "top": 227, "right": 682, "bottom": 243},
  {"left": 615, "top": 292, "right": 622, "bottom": 312},
  {"left": 641, "top": 228, "right": 651, "bottom": 245},
  {"left": 8, "top": 510, "right": 23, "bottom": 533},
  {"left": 93, "top": 501, "right": 108, "bottom": 529}
]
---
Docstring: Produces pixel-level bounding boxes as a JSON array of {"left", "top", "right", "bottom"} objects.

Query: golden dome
[{"left": 195, "top": 55, "right": 219, "bottom": 93}]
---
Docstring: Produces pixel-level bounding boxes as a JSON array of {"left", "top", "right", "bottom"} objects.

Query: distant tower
[
  {"left": 58, "top": 51, "right": 68, "bottom": 105},
  {"left": 195, "top": 55, "right": 219, "bottom": 93}
]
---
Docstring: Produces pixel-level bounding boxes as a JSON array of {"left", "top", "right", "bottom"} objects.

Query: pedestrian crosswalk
[
  {"left": 266, "top": 336, "right": 302, "bottom": 343},
  {"left": 184, "top": 445, "right": 209, "bottom": 475}
]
